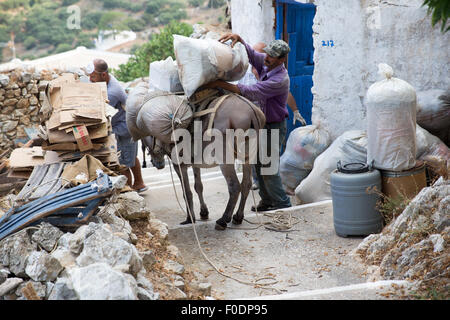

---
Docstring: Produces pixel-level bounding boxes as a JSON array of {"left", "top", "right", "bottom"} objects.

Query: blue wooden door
[{"left": 276, "top": 0, "right": 316, "bottom": 147}]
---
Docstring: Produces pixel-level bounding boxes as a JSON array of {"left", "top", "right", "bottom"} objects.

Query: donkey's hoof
[
  {"left": 215, "top": 219, "right": 227, "bottom": 230},
  {"left": 232, "top": 215, "right": 243, "bottom": 225},
  {"left": 180, "top": 218, "right": 195, "bottom": 225},
  {"left": 200, "top": 208, "right": 209, "bottom": 220}
]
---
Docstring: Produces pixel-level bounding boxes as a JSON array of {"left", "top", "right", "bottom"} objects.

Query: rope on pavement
[{"left": 168, "top": 100, "right": 282, "bottom": 294}]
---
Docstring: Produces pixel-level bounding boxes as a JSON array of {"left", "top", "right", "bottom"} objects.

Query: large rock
[
  {"left": 16, "top": 281, "right": 48, "bottom": 300},
  {"left": 75, "top": 223, "right": 143, "bottom": 276},
  {"left": 114, "top": 191, "right": 151, "bottom": 220},
  {"left": 47, "top": 277, "right": 78, "bottom": 300},
  {"left": 355, "top": 178, "right": 449, "bottom": 281},
  {"left": 69, "top": 263, "right": 137, "bottom": 300},
  {"left": 31, "top": 222, "right": 64, "bottom": 252},
  {"left": 0, "top": 267, "right": 9, "bottom": 285},
  {"left": 0, "top": 277, "right": 23, "bottom": 296},
  {"left": 50, "top": 248, "right": 77, "bottom": 269},
  {"left": 0, "top": 231, "right": 37, "bottom": 277},
  {"left": 25, "top": 251, "right": 63, "bottom": 282},
  {"left": 96, "top": 204, "right": 134, "bottom": 243}
]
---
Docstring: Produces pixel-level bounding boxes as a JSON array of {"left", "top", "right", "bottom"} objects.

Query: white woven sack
[
  {"left": 136, "top": 92, "right": 193, "bottom": 144},
  {"left": 126, "top": 81, "right": 150, "bottom": 141},
  {"left": 149, "top": 56, "right": 183, "bottom": 93},
  {"left": 295, "top": 130, "right": 368, "bottom": 204},
  {"left": 366, "top": 63, "right": 417, "bottom": 171},
  {"left": 173, "top": 34, "right": 248, "bottom": 97}
]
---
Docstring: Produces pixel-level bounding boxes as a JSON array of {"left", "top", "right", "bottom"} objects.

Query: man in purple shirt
[{"left": 204, "top": 33, "right": 292, "bottom": 211}]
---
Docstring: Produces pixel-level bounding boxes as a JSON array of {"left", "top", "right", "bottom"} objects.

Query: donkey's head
[{"left": 142, "top": 136, "right": 166, "bottom": 170}]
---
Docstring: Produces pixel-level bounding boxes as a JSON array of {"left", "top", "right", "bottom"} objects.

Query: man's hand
[
  {"left": 293, "top": 110, "right": 307, "bottom": 126},
  {"left": 219, "top": 33, "right": 242, "bottom": 48}
]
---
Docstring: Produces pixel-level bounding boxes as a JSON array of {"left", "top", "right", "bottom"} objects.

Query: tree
[
  {"left": 423, "top": 0, "right": 449, "bottom": 32},
  {"left": 188, "top": 0, "right": 204, "bottom": 7},
  {"left": 98, "top": 11, "right": 128, "bottom": 32},
  {"left": 208, "top": 0, "right": 225, "bottom": 9},
  {"left": 113, "top": 21, "right": 193, "bottom": 82}
]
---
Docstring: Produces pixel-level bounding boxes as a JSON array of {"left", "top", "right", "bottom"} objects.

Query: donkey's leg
[
  {"left": 173, "top": 163, "right": 195, "bottom": 224},
  {"left": 215, "top": 164, "right": 241, "bottom": 230},
  {"left": 193, "top": 167, "right": 209, "bottom": 220},
  {"left": 232, "top": 163, "right": 252, "bottom": 225}
]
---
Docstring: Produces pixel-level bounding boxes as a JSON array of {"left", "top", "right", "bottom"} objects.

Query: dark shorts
[{"left": 116, "top": 134, "right": 137, "bottom": 168}]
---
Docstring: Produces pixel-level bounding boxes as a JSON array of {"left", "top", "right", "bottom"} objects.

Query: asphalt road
[{"left": 139, "top": 162, "right": 415, "bottom": 300}]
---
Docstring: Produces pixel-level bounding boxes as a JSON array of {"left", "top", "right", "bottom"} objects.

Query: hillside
[{"left": 0, "top": 0, "right": 228, "bottom": 63}]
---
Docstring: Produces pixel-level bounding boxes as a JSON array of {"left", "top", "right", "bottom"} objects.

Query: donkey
[{"left": 142, "top": 93, "right": 266, "bottom": 230}]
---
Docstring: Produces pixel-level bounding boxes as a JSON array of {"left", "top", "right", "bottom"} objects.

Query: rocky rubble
[
  {"left": 0, "top": 191, "right": 198, "bottom": 300},
  {"left": 354, "top": 177, "right": 449, "bottom": 298}
]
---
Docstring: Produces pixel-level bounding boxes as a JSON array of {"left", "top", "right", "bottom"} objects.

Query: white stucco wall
[
  {"left": 312, "top": 0, "right": 450, "bottom": 139},
  {"left": 231, "top": 0, "right": 449, "bottom": 140},
  {"left": 230, "top": 0, "right": 275, "bottom": 46}
]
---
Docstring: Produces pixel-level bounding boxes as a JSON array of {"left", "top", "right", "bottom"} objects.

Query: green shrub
[
  {"left": 23, "top": 36, "right": 37, "bottom": 49},
  {"left": 54, "top": 43, "right": 73, "bottom": 53}
]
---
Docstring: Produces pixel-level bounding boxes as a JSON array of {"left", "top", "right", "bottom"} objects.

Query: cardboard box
[
  {"left": 72, "top": 125, "right": 93, "bottom": 152},
  {"left": 47, "top": 121, "right": 109, "bottom": 144},
  {"left": 9, "top": 147, "right": 46, "bottom": 170}
]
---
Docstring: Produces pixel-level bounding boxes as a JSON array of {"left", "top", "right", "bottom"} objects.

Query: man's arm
[
  {"left": 287, "top": 92, "right": 298, "bottom": 113},
  {"left": 203, "top": 80, "right": 241, "bottom": 94}
]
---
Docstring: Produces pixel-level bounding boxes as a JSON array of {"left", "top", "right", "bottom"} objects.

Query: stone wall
[{"left": 0, "top": 70, "right": 55, "bottom": 152}]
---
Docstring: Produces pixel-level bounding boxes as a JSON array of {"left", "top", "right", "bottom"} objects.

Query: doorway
[{"left": 275, "top": 0, "right": 316, "bottom": 144}]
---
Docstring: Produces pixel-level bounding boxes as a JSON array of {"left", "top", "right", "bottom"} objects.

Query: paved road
[{"left": 138, "top": 160, "right": 414, "bottom": 300}]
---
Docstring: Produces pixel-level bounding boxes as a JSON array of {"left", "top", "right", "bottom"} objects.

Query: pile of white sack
[
  {"left": 294, "top": 126, "right": 449, "bottom": 204},
  {"left": 125, "top": 32, "right": 249, "bottom": 144},
  {"left": 292, "top": 64, "right": 449, "bottom": 204}
]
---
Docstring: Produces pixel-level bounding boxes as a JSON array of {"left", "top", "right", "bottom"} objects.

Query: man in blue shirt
[{"left": 86, "top": 59, "right": 147, "bottom": 193}]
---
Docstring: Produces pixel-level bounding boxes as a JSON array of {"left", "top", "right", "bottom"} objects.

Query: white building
[
  {"left": 0, "top": 46, "right": 131, "bottom": 73},
  {"left": 230, "top": 0, "right": 450, "bottom": 140}
]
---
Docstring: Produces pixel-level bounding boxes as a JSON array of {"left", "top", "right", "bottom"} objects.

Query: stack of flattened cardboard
[
  {"left": 40, "top": 74, "right": 120, "bottom": 169},
  {"left": 7, "top": 74, "right": 122, "bottom": 179}
]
